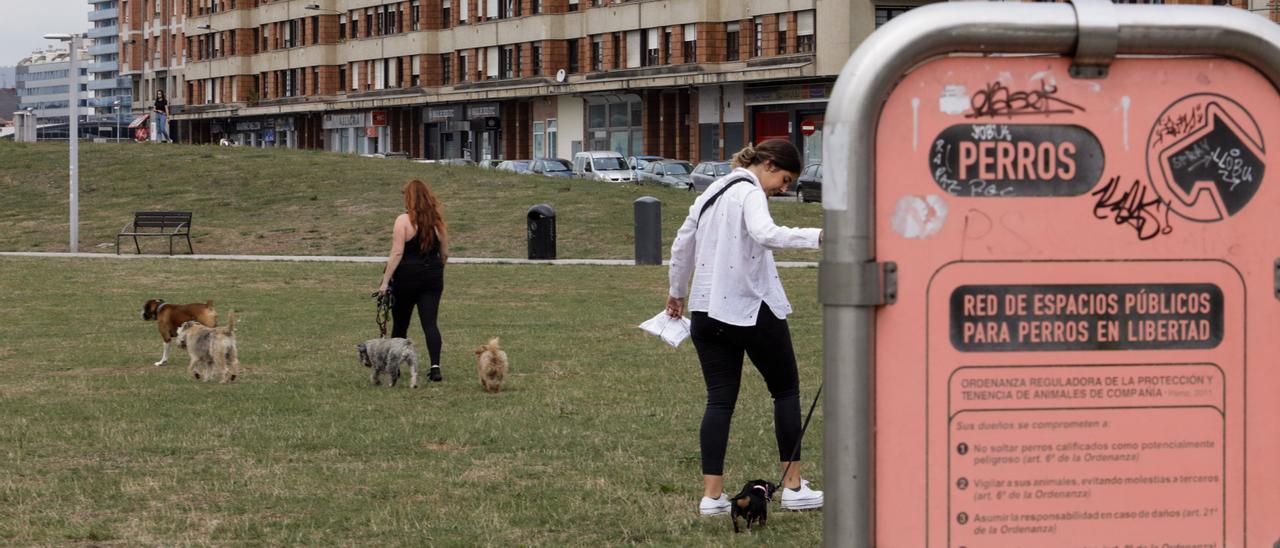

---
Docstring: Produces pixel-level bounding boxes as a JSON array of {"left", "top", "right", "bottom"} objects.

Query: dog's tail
[
  {"left": 225, "top": 311, "right": 236, "bottom": 333},
  {"left": 486, "top": 337, "right": 501, "bottom": 352}
]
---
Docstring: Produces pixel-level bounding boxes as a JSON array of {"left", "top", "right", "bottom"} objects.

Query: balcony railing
[
  {"left": 87, "top": 43, "right": 119, "bottom": 57},
  {"left": 88, "top": 7, "right": 118, "bottom": 22},
  {"left": 87, "top": 60, "right": 119, "bottom": 73},
  {"left": 87, "top": 77, "right": 130, "bottom": 91},
  {"left": 87, "top": 25, "right": 119, "bottom": 39}
]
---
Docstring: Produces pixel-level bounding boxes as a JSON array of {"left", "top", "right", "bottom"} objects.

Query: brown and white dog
[{"left": 141, "top": 299, "right": 218, "bottom": 366}]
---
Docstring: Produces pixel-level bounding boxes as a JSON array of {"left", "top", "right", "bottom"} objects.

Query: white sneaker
[
  {"left": 780, "top": 479, "right": 823, "bottom": 511},
  {"left": 699, "top": 493, "right": 731, "bottom": 516}
]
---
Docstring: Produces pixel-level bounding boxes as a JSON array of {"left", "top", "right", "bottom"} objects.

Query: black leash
[
  {"left": 773, "top": 381, "right": 824, "bottom": 500},
  {"left": 371, "top": 286, "right": 394, "bottom": 338}
]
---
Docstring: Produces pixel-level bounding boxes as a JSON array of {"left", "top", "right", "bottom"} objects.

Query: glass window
[
  {"left": 547, "top": 119, "right": 557, "bottom": 157},
  {"left": 874, "top": 7, "right": 912, "bottom": 27},
  {"left": 666, "top": 163, "right": 691, "bottom": 175},
  {"left": 726, "top": 22, "right": 739, "bottom": 61},
  {"left": 609, "top": 102, "right": 629, "bottom": 128},
  {"left": 532, "top": 121, "right": 544, "bottom": 158},
  {"left": 588, "top": 104, "right": 606, "bottom": 128},
  {"left": 630, "top": 130, "right": 643, "bottom": 156},
  {"left": 630, "top": 101, "right": 642, "bottom": 126}
]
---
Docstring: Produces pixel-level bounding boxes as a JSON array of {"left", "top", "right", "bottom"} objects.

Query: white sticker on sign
[
  {"left": 822, "top": 121, "right": 850, "bottom": 212},
  {"left": 890, "top": 194, "right": 949, "bottom": 239}
]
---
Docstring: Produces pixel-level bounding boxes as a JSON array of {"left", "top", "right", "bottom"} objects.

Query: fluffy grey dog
[{"left": 357, "top": 338, "right": 420, "bottom": 388}]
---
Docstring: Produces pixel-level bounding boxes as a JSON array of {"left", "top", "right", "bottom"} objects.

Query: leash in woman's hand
[{"left": 371, "top": 285, "right": 394, "bottom": 338}]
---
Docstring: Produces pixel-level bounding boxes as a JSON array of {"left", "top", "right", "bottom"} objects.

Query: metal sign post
[{"left": 822, "top": 2, "right": 1280, "bottom": 546}]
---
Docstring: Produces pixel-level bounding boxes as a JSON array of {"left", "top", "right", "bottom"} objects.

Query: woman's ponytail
[{"left": 730, "top": 146, "right": 758, "bottom": 169}]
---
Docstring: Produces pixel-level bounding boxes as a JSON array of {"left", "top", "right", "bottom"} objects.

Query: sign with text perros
[{"left": 873, "top": 56, "right": 1279, "bottom": 546}]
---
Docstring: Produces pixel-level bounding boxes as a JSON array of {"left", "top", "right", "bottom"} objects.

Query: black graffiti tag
[
  {"left": 966, "top": 80, "right": 1086, "bottom": 119},
  {"left": 1091, "top": 176, "right": 1174, "bottom": 241}
]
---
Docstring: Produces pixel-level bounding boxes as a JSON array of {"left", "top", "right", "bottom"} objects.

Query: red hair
[{"left": 402, "top": 179, "right": 446, "bottom": 252}]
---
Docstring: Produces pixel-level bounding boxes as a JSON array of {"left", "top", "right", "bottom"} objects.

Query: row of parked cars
[{"left": 484, "top": 149, "right": 823, "bottom": 199}]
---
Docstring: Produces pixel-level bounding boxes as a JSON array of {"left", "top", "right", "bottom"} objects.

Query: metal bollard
[{"left": 634, "top": 196, "right": 661, "bottom": 265}]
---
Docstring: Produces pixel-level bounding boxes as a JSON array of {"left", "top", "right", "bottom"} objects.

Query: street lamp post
[
  {"left": 44, "top": 33, "right": 83, "bottom": 253},
  {"left": 114, "top": 99, "right": 121, "bottom": 143}
]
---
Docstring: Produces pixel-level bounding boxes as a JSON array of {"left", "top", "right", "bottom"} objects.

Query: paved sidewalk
[{"left": 0, "top": 251, "right": 818, "bottom": 268}]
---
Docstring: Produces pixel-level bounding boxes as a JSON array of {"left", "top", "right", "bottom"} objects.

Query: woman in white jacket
[{"left": 665, "top": 139, "right": 825, "bottom": 515}]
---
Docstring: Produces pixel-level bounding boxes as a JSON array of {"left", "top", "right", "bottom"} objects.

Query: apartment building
[
  {"left": 16, "top": 47, "right": 93, "bottom": 140},
  {"left": 152, "top": 0, "right": 1249, "bottom": 162},
  {"left": 158, "top": 0, "right": 910, "bottom": 162},
  {"left": 88, "top": 0, "right": 134, "bottom": 138},
  {"left": 121, "top": 0, "right": 188, "bottom": 139}
]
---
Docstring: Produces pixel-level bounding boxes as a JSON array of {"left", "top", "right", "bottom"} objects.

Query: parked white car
[{"left": 573, "top": 151, "right": 635, "bottom": 183}]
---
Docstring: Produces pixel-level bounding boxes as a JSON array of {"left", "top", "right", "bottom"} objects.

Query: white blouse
[{"left": 668, "top": 168, "right": 821, "bottom": 327}]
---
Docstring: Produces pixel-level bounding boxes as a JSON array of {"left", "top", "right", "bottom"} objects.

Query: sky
[{"left": 0, "top": 0, "right": 94, "bottom": 66}]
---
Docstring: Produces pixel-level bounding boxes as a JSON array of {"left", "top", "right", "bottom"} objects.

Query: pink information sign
[{"left": 873, "top": 56, "right": 1280, "bottom": 546}]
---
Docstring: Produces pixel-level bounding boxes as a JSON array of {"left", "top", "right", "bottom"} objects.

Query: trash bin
[
  {"left": 634, "top": 196, "right": 661, "bottom": 265},
  {"left": 527, "top": 204, "right": 556, "bottom": 260}
]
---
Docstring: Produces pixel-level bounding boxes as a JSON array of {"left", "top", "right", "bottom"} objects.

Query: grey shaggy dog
[{"left": 357, "top": 338, "right": 420, "bottom": 388}]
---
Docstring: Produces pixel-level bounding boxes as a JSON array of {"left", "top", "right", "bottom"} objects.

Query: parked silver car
[
  {"left": 690, "top": 161, "right": 732, "bottom": 192},
  {"left": 529, "top": 158, "right": 574, "bottom": 178},
  {"left": 637, "top": 160, "right": 694, "bottom": 189}
]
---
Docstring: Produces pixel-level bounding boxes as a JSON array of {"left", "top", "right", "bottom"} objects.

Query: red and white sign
[
  {"left": 872, "top": 56, "right": 1279, "bottom": 546},
  {"left": 371, "top": 110, "right": 388, "bottom": 126},
  {"left": 801, "top": 121, "right": 818, "bottom": 136}
]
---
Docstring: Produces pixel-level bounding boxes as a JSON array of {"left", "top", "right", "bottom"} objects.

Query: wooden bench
[{"left": 117, "top": 211, "right": 194, "bottom": 255}]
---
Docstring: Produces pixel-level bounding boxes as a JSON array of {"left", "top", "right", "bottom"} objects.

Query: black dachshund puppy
[{"left": 730, "top": 480, "right": 777, "bottom": 533}]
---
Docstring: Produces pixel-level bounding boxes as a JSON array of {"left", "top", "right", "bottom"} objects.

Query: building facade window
[
  {"left": 567, "top": 39, "right": 579, "bottom": 73},
  {"left": 644, "top": 28, "right": 659, "bottom": 66},
  {"left": 754, "top": 17, "right": 763, "bottom": 57},
  {"left": 874, "top": 6, "right": 911, "bottom": 27},
  {"left": 611, "top": 33, "right": 620, "bottom": 69},
  {"left": 412, "top": 1, "right": 420, "bottom": 30},
  {"left": 777, "top": 16, "right": 787, "bottom": 54},
  {"left": 532, "top": 43, "right": 543, "bottom": 75},
  {"left": 726, "top": 22, "right": 740, "bottom": 61},
  {"left": 312, "top": 16, "right": 320, "bottom": 44},
  {"left": 568, "top": 0, "right": 578, "bottom": 12},
  {"left": 587, "top": 100, "right": 642, "bottom": 156},
  {"left": 443, "top": 0, "right": 452, "bottom": 27},
  {"left": 684, "top": 24, "right": 696, "bottom": 63},
  {"left": 546, "top": 119, "right": 557, "bottom": 157},
  {"left": 591, "top": 36, "right": 603, "bottom": 71},
  {"left": 500, "top": 45, "right": 515, "bottom": 79},
  {"left": 441, "top": 54, "right": 452, "bottom": 84},
  {"left": 532, "top": 121, "right": 544, "bottom": 159},
  {"left": 797, "top": 10, "right": 815, "bottom": 52}
]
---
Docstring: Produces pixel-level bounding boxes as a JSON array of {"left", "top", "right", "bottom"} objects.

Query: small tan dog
[
  {"left": 475, "top": 337, "right": 508, "bottom": 393},
  {"left": 176, "top": 312, "right": 240, "bottom": 383}
]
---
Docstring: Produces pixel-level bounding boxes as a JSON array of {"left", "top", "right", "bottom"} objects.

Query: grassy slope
[
  {"left": 0, "top": 141, "right": 823, "bottom": 261},
  {"left": 0, "top": 257, "right": 823, "bottom": 545}
]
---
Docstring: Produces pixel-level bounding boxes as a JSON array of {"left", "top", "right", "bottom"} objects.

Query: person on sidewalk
[
  {"left": 665, "top": 139, "right": 825, "bottom": 516},
  {"left": 379, "top": 179, "right": 449, "bottom": 385},
  {"left": 151, "top": 89, "right": 171, "bottom": 143}
]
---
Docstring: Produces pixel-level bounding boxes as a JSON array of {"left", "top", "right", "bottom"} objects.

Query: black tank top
[{"left": 401, "top": 230, "right": 443, "bottom": 268}]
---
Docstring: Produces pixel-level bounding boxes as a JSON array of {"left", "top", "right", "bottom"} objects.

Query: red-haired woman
[{"left": 379, "top": 179, "right": 449, "bottom": 386}]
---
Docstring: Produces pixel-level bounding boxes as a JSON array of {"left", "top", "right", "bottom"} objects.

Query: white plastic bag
[{"left": 639, "top": 311, "right": 691, "bottom": 348}]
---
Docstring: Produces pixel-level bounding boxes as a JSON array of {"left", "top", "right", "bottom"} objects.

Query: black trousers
[
  {"left": 690, "top": 304, "right": 802, "bottom": 476},
  {"left": 391, "top": 262, "right": 444, "bottom": 366}
]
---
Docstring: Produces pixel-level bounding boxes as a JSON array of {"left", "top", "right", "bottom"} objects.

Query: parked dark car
[
  {"left": 796, "top": 163, "right": 822, "bottom": 203},
  {"left": 528, "top": 158, "right": 574, "bottom": 178},
  {"left": 496, "top": 160, "right": 534, "bottom": 174},
  {"left": 638, "top": 160, "right": 694, "bottom": 188},
  {"left": 690, "top": 161, "right": 732, "bottom": 192}
]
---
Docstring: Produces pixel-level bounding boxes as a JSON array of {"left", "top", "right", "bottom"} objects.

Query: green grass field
[
  {"left": 0, "top": 257, "right": 824, "bottom": 545},
  {"left": 0, "top": 141, "right": 822, "bottom": 262}
]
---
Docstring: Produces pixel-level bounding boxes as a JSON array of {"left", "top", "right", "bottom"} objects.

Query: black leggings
[
  {"left": 391, "top": 263, "right": 444, "bottom": 365},
  {"left": 690, "top": 304, "right": 802, "bottom": 476}
]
